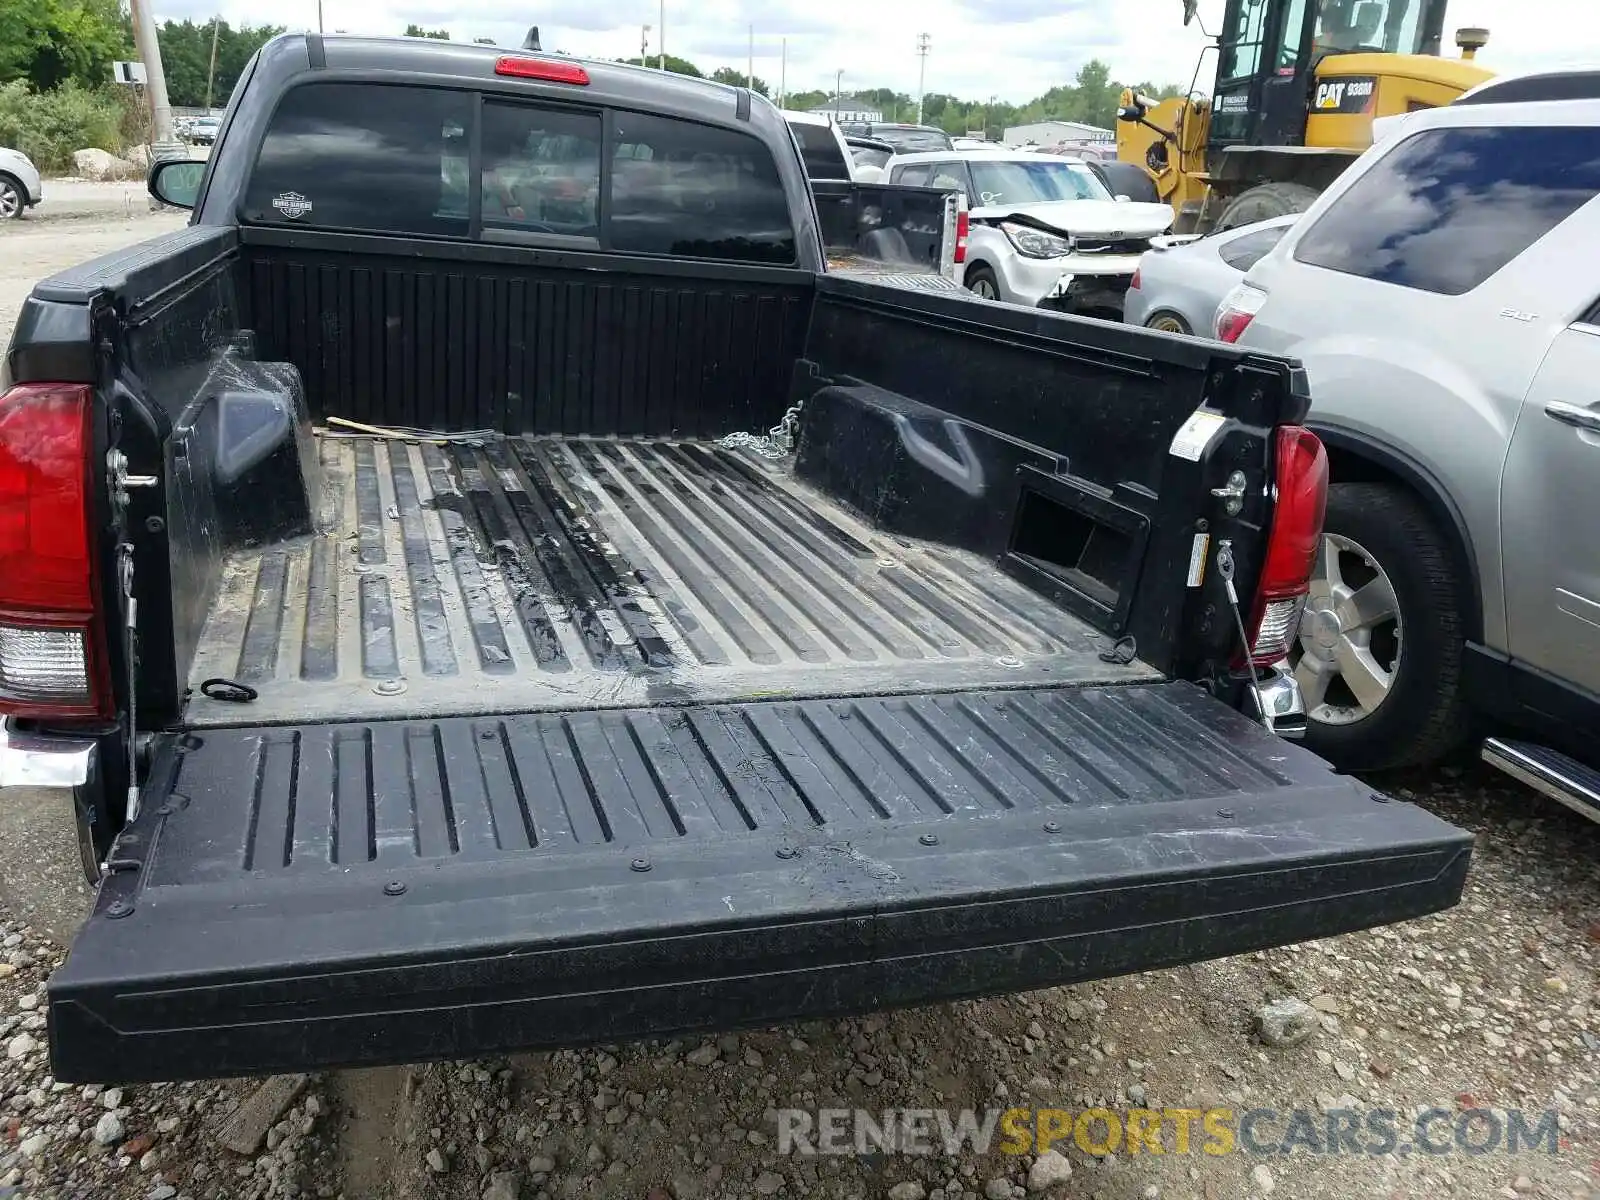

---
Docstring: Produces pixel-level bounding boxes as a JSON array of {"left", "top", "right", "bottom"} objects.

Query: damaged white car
[{"left": 886, "top": 150, "right": 1174, "bottom": 318}]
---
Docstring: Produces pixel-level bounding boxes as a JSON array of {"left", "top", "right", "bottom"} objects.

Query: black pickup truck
[{"left": 0, "top": 35, "right": 1470, "bottom": 1085}]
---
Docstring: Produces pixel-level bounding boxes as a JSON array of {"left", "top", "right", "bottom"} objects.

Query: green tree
[
  {"left": 709, "top": 66, "right": 769, "bottom": 97},
  {"left": 403, "top": 24, "right": 450, "bottom": 40},
  {"left": 156, "top": 20, "right": 282, "bottom": 109},
  {"left": 618, "top": 54, "right": 702, "bottom": 77},
  {"left": 0, "top": 0, "right": 130, "bottom": 92},
  {"left": 785, "top": 89, "right": 827, "bottom": 112}
]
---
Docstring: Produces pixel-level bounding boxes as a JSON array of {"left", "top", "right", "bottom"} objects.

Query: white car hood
[{"left": 971, "top": 199, "right": 1173, "bottom": 236}]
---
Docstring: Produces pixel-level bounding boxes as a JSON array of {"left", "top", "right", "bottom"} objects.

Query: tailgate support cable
[
  {"left": 108, "top": 448, "right": 158, "bottom": 825},
  {"left": 1216, "top": 539, "right": 1274, "bottom": 735},
  {"left": 118, "top": 541, "right": 142, "bottom": 823}
]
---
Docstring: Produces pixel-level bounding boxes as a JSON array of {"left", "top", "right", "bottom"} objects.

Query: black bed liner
[
  {"left": 48, "top": 681, "right": 1471, "bottom": 1083},
  {"left": 182, "top": 435, "right": 1151, "bottom": 727}
]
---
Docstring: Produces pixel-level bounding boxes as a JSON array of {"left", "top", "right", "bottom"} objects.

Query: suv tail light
[
  {"left": 954, "top": 207, "right": 969, "bottom": 265},
  {"left": 1215, "top": 282, "right": 1266, "bottom": 344},
  {"left": 1244, "top": 426, "right": 1328, "bottom": 665},
  {"left": 0, "top": 383, "right": 111, "bottom": 718},
  {"left": 1129, "top": 266, "right": 1142, "bottom": 291}
]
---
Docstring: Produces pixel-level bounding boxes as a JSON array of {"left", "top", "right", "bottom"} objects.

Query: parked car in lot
[
  {"left": 783, "top": 109, "right": 855, "bottom": 181},
  {"left": 0, "top": 33, "right": 1472, "bottom": 1084},
  {"left": 1218, "top": 79, "right": 1600, "bottom": 818},
  {"left": 843, "top": 133, "right": 895, "bottom": 180},
  {"left": 1125, "top": 215, "right": 1296, "bottom": 333},
  {"left": 886, "top": 149, "right": 1174, "bottom": 317},
  {"left": 187, "top": 115, "right": 221, "bottom": 144},
  {"left": 0, "top": 146, "right": 41, "bottom": 220},
  {"left": 861, "top": 122, "right": 953, "bottom": 153}
]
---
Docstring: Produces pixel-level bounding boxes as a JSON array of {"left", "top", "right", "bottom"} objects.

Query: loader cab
[{"left": 1208, "top": 0, "right": 1449, "bottom": 149}]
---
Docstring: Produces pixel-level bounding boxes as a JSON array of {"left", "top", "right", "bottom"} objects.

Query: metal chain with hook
[{"left": 716, "top": 399, "right": 804, "bottom": 460}]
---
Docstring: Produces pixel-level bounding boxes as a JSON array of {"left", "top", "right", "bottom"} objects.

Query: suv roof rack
[{"left": 1456, "top": 68, "right": 1600, "bottom": 106}]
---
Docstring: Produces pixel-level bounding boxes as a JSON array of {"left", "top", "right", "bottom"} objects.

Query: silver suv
[{"left": 1216, "top": 76, "right": 1600, "bottom": 817}]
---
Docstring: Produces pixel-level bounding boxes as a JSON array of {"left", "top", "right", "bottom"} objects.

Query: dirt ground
[
  {"left": 0, "top": 210, "right": 1595, "bottom": 1200},
  {"left": 0, "top": 202, "right": 186, "bottom": 343}
]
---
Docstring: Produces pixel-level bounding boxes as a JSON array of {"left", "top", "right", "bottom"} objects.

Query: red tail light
[
  {"left": 954, "top": 208, "right": 970, "bottom": 265},
  {"left": 1215, "top": 309, "right": 1253, "bottom": 343},
  {"left": 1244, "top": 425, "right": 1328, "bottom": 665},
  {"left": 494, "top": 56, "right": 590, "bottom": 85},
  {"left": 1215, "top": 282, "right": 1266, "bottom": 344},
  {"left": 1129, "top": 267, "right": 1142, "bottom": 291},
  {"left": 0, "top": 383, "right": 111, "bottom": 718}
]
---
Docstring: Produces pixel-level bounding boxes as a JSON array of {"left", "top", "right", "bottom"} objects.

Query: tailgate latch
[{"left": 107, "top": 448, "right": 158, "bottom": 512}]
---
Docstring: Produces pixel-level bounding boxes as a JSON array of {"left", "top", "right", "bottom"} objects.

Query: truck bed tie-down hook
[{"left": 199, "top": 678, "right": 259, "bottom": 704}]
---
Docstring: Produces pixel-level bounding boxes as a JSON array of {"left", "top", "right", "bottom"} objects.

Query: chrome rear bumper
[
  {"left": 0, "top": 720, "right": 104, "bottom": 941},
  {"left": 1247, "top": 659, "right": 1309, "bottom": 739},
  {"left": 0, "top": 720, "right": 98, "bottom": 789}
]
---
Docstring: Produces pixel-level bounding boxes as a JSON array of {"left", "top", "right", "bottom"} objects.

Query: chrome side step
[{"left": 1482, "top": 738, "right": 1600, "bottom": 824}]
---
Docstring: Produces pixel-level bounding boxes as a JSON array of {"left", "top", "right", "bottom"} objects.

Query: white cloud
[{"left": 157, "top": 0, "right": 1600, "bottom": 104}]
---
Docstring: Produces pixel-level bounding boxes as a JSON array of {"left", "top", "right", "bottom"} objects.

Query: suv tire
[{"left": 1294, "top": 482, "right": 1469, "bottom": 772}]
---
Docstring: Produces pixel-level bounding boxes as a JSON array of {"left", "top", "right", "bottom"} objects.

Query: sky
[{"left": 152, "top": 0, "right": 1600, "bottom": 106}]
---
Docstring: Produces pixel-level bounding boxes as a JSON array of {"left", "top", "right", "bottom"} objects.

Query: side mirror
[
  {"left": 1182, "top": 0, "right": 1199, "bottom": 24},
  {"left": 149, "top": 159, "right": 206, "bottom": 209}
]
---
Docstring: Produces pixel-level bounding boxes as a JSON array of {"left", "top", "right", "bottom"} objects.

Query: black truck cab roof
[{"left": 194, "top": 33, "right": 828, "bottom": 270}]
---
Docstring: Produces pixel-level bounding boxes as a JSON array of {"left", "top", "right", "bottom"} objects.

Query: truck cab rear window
[
  {"left": 246, "top": 84, "right": 793, "bottom": 265},
  {"left": 482, "top": 102, "right": 602, "bottom": 239},
  {"left": 245, "top": 83, "right": 472, "bottom": 237},
  {"left": 609, "top": 111, "right": 795, "bottom": 264}
]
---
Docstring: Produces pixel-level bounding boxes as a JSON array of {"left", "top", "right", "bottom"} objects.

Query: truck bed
[{"left": 183, "top": 433, "right": 1154, "bottom": 727}]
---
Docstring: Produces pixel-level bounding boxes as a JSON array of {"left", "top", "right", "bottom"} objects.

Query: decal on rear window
[{"left": 272, "top": 191, "right": 312, "bottom": 219}]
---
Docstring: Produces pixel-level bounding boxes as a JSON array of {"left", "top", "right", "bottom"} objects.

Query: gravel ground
[{"left": 1, "top": 213, "right": 1597, "bottom": 1200}]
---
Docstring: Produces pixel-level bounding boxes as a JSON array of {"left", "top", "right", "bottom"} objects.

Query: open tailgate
[{"left": 48, "top": 682, "right": 1471, "bottom": 1083}]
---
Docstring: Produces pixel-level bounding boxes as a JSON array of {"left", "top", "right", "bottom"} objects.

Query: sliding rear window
[{"left": 244, "top": 81, "right": 795, "bottom": 265}]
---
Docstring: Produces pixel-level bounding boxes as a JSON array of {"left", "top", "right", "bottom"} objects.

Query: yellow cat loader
[{"left": 1118, "top": 0, "right": 1493, "bottom": 232}]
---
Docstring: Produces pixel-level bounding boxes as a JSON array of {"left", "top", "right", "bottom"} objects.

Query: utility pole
[
  {"left": 640, "top": 23, "right": 651, "bottom": 63},
  {"left": 317, "top": 0, "right": 324, "bottom": 34},
  {"left": 915, "top": 33, "right": 930, "bottom": 125},
  {"left": 779, "top": 38, "right": 786, "bottom": 108},
  {"left": 747, "top": 25, "right": 754, "bottom": 90},
  {"left": 658, "top": 0, "right": 665, "bottom": 69},
  {"left": 834, "top": 69, "right": 843, "bottom": 121},
  {"left": 127, "top": 0, "right": 175, "bottom": 146},
  {"left": 204, "top": 15, "right": 221, "bottom": 112}
]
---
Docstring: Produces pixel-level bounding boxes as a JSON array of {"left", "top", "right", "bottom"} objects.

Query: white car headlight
[{"left": 999, "top": 220, "right": 1073, "bottom": 259}]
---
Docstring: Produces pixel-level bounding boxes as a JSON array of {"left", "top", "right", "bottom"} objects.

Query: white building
[
  {"left": 1003, "top": 119, "right": 1115, "bottom": 147},
  {"left": 808, "top": 96, "right": 884, "bottom": 124}
]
